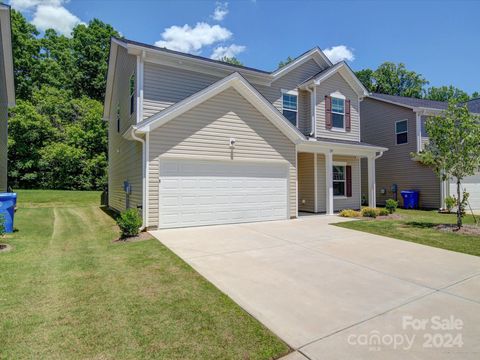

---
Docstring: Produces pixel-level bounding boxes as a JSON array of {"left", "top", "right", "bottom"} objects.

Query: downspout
[
  {"left": 375, "top": 151, "right": 384, "bottom": 160},
  {"left": 306, "top": 85, "right": 316, "bottom": 138},
  {"left": 130, "top": 127, "right": 146, "bottom": 231}
]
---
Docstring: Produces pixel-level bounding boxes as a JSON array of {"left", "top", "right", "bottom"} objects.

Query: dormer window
[
  {"left": 282, "top": 90, "right": 298, "bottom": 126},
  {"left": 331, "top": 97, "right": 345, "bottom": 129}
]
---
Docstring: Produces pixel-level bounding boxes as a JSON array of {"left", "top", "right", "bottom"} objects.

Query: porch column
[
  {"left": 325, "top": 149, "right": 334, "bottom": 215},
  {"left": 368, "top": 155, "right": 376, "bottom": 208}
]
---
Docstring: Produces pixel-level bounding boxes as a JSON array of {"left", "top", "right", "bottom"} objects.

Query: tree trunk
[{"left": 457, "top": 179, "right": 462, "bottom": 229}]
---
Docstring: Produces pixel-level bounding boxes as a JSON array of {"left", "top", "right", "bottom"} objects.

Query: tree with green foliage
[
  {"left": 415, "top": 101, "right": 480, "bottom": 228},
  {"left": 71, "top": 19, "right": 120, "bottom": 100},
  {"left": 472, "top": 92, "right": 480, "bottom": 99},
  {"left": 356, "top": 62, "right": 428, "bottom": 98},
  {"left": 278, "top": 56, "right": 294, "bottom": 69},
  {"left": 219, "top": 56, "right": 243, "bottom": 66},
  {"left": 10, "top": 10, "right": 40, "bottom": 99},
  {"left": 425, "top": 86, "right": 470, "bottom": 102}
]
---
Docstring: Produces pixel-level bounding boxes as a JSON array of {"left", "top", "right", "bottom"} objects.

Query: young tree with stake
[{"left": 415, "top": 101, "right": 480, "bottom": 229}]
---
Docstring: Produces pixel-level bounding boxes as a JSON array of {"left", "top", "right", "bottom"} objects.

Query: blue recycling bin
[
  {"left": 401, "top": 190, "right": 419, "bottom": 209},
  {"left": 0, "top": 193, "right": 17, "bottom": 233}
]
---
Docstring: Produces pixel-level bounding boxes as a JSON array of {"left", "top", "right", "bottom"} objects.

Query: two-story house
[
  {"left": 104, "top": 38, "right": 386, "bottom": 229},
  {"left": 0, "top": 4, "right": 15, "bottom": 192},
  {"left": 361, "top": 93, "right": 480, "bottom": 211}
]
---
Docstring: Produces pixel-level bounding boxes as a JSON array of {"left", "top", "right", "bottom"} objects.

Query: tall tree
[
  {"left": 416, "top": 101, "right": 480, "bottom": 228},
  {"left": 425, "top": 86, "right": 470, "bottom": 102},
  {"left": 10, "top": 10, "right": 40, "bottom": 100},
  {"left": 355, "top": 69, "right": 375, "bottom": 92},
  {"left": 372, "top": 62, "right": 428, "bottom": 98},
  {"left": 278, "top": 56, "right": 294, "bottom": 69},
  {"left": 71, "top": 19, "right": 120, "bottom": 100},
  {"left": 219, "top": 56, "right": 243, "bottom": 66}
]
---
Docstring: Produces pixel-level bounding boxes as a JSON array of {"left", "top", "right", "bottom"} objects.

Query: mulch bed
[
  {"left": 0, "top": 243, "right": 12, "bottom": 252},
  {"left": 376, "top": 214, "right": 403, "bottom": 220},
  {"left": 436, "top": 224, "right": 480, "bottom": 236},
  {"left": 113, "top": 231, "right": 154, "bottom": 243}
]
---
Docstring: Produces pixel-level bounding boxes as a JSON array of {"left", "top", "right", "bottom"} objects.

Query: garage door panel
[
  {"left": 158, "top": 159, "right": 289, "bottom": 228},
  {"left": 449, "top": 176, "right": 480, "bottom": 210}
]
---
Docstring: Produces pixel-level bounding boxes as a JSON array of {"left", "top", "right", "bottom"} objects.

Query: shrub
[
  {"left": 339, "top": 209, "right": 361, "bottom": 218},
  {"left": 361, "top": 207, "right": 378, "bottom": 218},
  {"left": 116, "top": 208, "right": 142, "bottom": 238},
  {"left": 445, "top": 196, "right": 456, "bottom": 213},
  {"left": 378, "top": 208, "right": 390, "bottom": 216},
  {"left": 385, "top": 199, "right": 398, "bottom": 214}
]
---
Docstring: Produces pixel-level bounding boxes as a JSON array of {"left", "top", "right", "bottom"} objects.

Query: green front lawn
[
  {"left": 0, "top": 190, "right": 289, "bottom": 359},
  {"left": 335, "top": 208, "right": 480, "bottom": 256}
]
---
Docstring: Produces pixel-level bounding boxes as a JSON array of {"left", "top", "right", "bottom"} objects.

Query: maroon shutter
[
  {"left": 346, "top": 165, "right": 352, "bottom": 197},
  {"left": 345, "top": 99, "right": 351, "bottom": 131},
  {"left": 325, "top": 95, "right": 332, "bottom": 129}
]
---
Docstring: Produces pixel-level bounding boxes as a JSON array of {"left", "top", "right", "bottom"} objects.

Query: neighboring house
[
  {"left": 0, "top": 4, "right": 15, "bottom": 192},
  {"left": 361, "top": 93, "right": 480, "bottom": 210},
  {"left": 104, "top": 38, "right": 386, "bottom": 229}
]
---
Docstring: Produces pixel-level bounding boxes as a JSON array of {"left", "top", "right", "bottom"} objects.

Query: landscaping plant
[
  {"left": 378, "top": 208, "right": 390, "bottom": 216},
  {"left": 116, "top": 208, "right": 142, "bottom": 239},
  {"left": 444, "top": 195, "right": 456, "bottom": 213},
  {"left": 361, "top": 207, "right": 378, "bottom": 218},
  {"left": 415, "top": 101, "right": 480, "bottom": 229},
  {"left": 0, "top": 213, "right": 5, "bottom": 237},
  {"left": 385, "top": 199, "right": 398, "bottom": 214},
  {"left": 339, "top": 209, "right": 361, "bottom": 218}
]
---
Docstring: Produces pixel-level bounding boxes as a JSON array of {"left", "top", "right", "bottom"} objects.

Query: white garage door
[
  {"left": 158, "top": 158, "right": 289, "bottom": 229},
  {"left": 450, "top": 173, "right": 480, "bottom": 210}
]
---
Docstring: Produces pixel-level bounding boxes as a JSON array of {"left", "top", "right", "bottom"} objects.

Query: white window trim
[
  {"left": 281, "top": 89, "right": 298, "bottom": 127},
  {"left": 330, "top": 94, "right": 346, "bottom": 131},
  {"left": 395, "top": 119, "right": 408, "bottom": 145},
  {"left": 333, "top": 161, "right": 347, "bottom": 198}
]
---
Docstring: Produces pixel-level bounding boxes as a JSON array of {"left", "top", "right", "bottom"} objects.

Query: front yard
[
  {"left": 335, "top": 208, "right": 480, "bottom": 256},
  {"left": 0, "top": 190, "right": 289, "bottom": 359}
]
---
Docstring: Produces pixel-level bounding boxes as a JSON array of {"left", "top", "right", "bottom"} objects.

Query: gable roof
[
  {"left": 466, "top": 98, "right": 480, "bottom": 114},
  {"left": 104, "top": 37, "right": 332, "bottom": 120},
  {"left": 0, "top": 3, "right": 14, "bottom": 106},
  {"left": 131, "top": 72, "right": 305, "bottom": 143},
  {"left": 298, "top": 61, "right": 369, "bottom": 97},
  {"left": 369, "top": 93, "right": 448, "bottom": 111}
]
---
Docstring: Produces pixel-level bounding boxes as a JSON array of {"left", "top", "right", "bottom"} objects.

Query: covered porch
[{"left": 297, "top": 139, "right": 387, "bottom": 215}]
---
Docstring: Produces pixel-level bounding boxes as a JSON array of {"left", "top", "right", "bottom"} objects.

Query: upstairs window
[
  {"left": 129, "top": 73, "right": 136, "bottom": 115},
  {"left": 396, "top": 120, "right": 408, "bottom": 145},
  {"left": 282, "top": 92, "right": 298, "bottom": 126},
  {"left": 331, "top": 97, "right": 345, "bottom": 129}
]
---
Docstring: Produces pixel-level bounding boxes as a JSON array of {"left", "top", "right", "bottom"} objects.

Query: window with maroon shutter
[
  {"left": 345, "top": 99, "right": 351, "bottom": 131},
  {"left": 346, "top": 165, "right": 352, "bottom": 197},
  {"left": 325, "top": 95, "right": 332, "bottom": 129}
]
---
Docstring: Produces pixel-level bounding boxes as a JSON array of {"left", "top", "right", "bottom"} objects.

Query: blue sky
[{"left": 10, "top": 0, "right": 480, "bottom": 94}]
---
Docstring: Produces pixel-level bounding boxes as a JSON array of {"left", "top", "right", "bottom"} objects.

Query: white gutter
[
  {"left": 375, "top": 151, "right": 384, "bottom": 159},
  {"left": 306, "top": 86, "right": 316, "bottom": 137},
  {"left": 129, "top": 128, "right": 147, "bottom": 231}
]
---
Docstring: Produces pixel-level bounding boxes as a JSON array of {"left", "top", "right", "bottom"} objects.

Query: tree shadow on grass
[{"left": 404, "top": 221, "right": 437, "bottom": 229}]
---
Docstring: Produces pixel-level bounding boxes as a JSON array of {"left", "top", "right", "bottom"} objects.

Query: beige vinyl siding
[
  {"left": 143, "top": 62, "right": 221, "bottom": 119},
  {"left": 315, "top": 73, "right": 360, "bottom": 142},
  {"left": 142, "top": 59, "right": 323, "bottom": 135},
  {"left": 360, "top": 97, "right": 441, "bottom": 208},
  {"left": 0, "top": 22, "right": 7, "bottom": 191},
  {"left": 316, "top": 155, "right": 361, "bottom": 212},
  {"left": 297, "top": 153, "right": 314, "bottom": 212},
  {"left": 107, "top": 46, "right": 143, "bottom": 213},
  {"left": 147, "top": 87, "right": 297, "bottom": 228}
]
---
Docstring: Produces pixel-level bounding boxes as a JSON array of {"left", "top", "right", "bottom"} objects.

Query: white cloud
[
  {"left": 31, "top": 4, "right": 82, "bottom": 36},
  {"left": 323, "top": 45, "right": 355, "bottom": 63},
  {"left": 10, "top": 0, "right": 64, "bottom": 11},
  {"left": 154, "top": 22, "right": 232, "bottom": 54},
  {"left": 212, "top": 2, "right": 228, "bottom": 21},
  {"left": 210, "top": 44, "right": 245, "bottom": 60}
]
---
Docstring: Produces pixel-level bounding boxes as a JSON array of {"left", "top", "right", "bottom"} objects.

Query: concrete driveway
[{"left": 150, "top": 216, "right": 480, "bottom": 359}]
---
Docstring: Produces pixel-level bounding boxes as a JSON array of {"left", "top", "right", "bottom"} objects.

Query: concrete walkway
[{"left": 150, "top": 216, "right": 480, "bottom": 359}]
